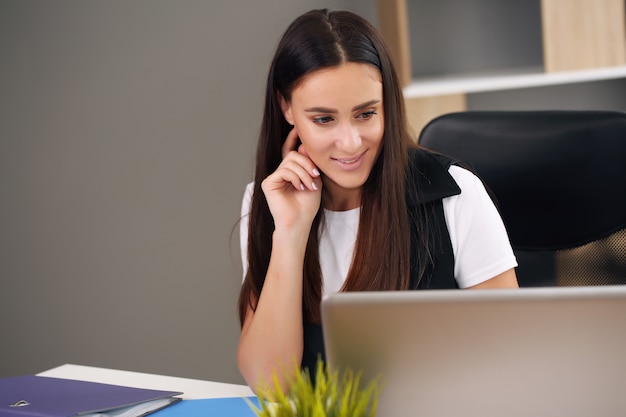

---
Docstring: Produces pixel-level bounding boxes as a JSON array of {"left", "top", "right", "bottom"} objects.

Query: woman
[{"left": 237, "top": 9, "right": 518, "bottom": 391}]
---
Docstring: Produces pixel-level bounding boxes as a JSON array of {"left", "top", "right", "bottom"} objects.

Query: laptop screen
[{"left": 321, "top": 286, "right": 626, "bottom": 417}]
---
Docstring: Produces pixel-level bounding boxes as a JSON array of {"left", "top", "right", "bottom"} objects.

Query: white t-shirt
[{"left": 240, "top": 165, "right": 517, "bottom": 293}]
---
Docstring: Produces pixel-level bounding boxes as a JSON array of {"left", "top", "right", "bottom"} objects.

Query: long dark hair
[{"left": 238, "top": 9, "right": 418, "bottom": 325}]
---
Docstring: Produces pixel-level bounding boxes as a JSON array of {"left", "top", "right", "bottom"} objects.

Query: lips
[
  {"left": 332, "top": 151, "right": 366, "bottom": 164},
  {"left": 330, "top": 150, "right": 368, "bottom": 172}
]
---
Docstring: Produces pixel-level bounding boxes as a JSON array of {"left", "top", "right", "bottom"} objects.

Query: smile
[
  {"left": 331, "top": 151, "right": 367, "bottom": 170},
  {"left": 333, "top": 151, "right": 366, "bottom": 163}
]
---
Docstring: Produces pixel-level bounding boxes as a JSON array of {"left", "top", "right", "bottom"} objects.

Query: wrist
[
  {"left": 270, "top": 226, "right": 310, "bottom": 271},
  {"left": 272, "top": 223, "right": 311, "bottom": 242}
]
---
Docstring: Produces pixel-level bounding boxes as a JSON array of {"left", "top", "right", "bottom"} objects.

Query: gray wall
[{"left": 0, "top": 0, "right": 376, "bottom": 383}]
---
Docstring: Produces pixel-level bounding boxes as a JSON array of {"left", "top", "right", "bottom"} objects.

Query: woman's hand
[{"left": 261, "top": 127, "right": 322, "bottom": 230}]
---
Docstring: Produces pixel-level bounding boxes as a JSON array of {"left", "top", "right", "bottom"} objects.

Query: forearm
[{"left": 238, "top": 227, "right": 309, "bottom": 392}]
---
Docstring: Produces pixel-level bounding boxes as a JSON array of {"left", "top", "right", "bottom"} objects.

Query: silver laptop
[{"left": 321, "top": 286, "right": 626, "bottom": 417}]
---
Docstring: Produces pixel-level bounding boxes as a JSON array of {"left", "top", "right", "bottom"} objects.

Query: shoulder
[
  {"left": 244, "top": 181, "right": 254, "bottom": 198},
  {"left": 441, "top": 165, "right": 518, "bottom": 287},
  {"left": 405, "top": 148, "right": 461, "bottom": 205},
  {"left": 241, "top": 182, "right": 254, "bottom": 216},
  {"left": 446, "top": 165, "right": 485, "bottom": 193},
  {"left": 443, "top": 165, "right": 500, "bottom": 213}
]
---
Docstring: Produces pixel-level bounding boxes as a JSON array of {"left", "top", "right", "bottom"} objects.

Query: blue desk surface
[{"left": 152, "top": 397, "right": 260, "bottom": 417}]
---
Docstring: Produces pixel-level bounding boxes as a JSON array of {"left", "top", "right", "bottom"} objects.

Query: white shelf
[{"left": 403, "top": 65, "right": 626, "bottom": 98}]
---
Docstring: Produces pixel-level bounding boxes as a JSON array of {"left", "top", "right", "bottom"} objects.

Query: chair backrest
[{"left": 418, "top": 110, "right": 626, "bottom": 287}]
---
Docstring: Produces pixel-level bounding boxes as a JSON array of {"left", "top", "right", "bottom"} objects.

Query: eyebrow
[{"left": 304, "top": 99, "right": 381, "bottom": 114}]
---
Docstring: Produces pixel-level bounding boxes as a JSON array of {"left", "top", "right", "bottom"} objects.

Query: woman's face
[{"left": 281, "top": 62, "right": 384, "bottom": 210}]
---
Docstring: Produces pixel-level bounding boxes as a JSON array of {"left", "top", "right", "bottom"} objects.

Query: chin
[{"left": 326, "top": 174, "right": 370, "bottom": 190}]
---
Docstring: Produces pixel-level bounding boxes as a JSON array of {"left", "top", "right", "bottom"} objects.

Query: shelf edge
[{"left": 403, "top": 65, "right": 626, "bottom": 98}]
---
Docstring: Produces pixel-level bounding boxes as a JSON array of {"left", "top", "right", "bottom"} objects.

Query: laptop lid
[{"left": 321, "top": 286, "right": 626, "bottom": 417}]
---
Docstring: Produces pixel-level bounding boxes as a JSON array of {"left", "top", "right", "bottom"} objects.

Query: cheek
[
  {"left": 375, "top": 119, "right": 385, "bottom": 143},
  {"left": 360, "top": 121, "right": 385, "bottom": 144},
  {"left": 298, "top": 132, "right": 338, "bottom": 170},
  {"left": 293, "top": 122, "right": 329, "bottom": 153},
  {"left": 298, "top": 130, "right": 329, "bottom": 158},
  {"left": 371, "top": 112, "right": 385, "bottom": 141}
]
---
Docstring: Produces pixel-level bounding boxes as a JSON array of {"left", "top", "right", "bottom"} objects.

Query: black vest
[{"left": 302, "top": 149, "right": 462, "bottom": 374}]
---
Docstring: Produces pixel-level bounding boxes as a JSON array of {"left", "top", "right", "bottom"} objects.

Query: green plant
[{"left": 246, "top": 360, "right": 381, "bottom": 417}]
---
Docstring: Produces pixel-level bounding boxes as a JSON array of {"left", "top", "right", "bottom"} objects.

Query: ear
[{"left": 278, "top": 92, "right": 294, "bottom": 125}]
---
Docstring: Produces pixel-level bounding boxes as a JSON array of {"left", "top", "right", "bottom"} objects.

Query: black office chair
[{"left": 418, "top": 110, "right": 626, "bottom": 287}]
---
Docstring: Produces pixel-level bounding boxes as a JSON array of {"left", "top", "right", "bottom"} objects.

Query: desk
[{"left": 37, "top": 364, "right": 254, "bottom": 400}]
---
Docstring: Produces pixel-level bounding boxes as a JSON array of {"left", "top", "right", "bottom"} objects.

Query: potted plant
[{"left": 247, "top": 360, "right": 381, "bottom": 417}]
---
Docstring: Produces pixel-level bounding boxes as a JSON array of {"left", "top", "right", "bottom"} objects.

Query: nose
[{"left": 336, "top": 122, "right": 362, "bottom": 153}]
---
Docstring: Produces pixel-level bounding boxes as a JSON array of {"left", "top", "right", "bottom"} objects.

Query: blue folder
[{"left": 0, "top": 375, "right": 182, "bottom": 417}]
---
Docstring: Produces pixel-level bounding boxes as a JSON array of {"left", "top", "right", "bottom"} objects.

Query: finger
[
  {"left": 264, "top": 164, "right": 315, "bottom": 193},
  {"left": 263, "top": 168, "right": 305, "bottom": 192},
  {"left": 281, "top": 150, "right": 320, "bottom": 179},
  {"left": 276, "top": 160, "right": 318, "bottom": 191},
  {"left": 281, "top": 127, "right": 300, "bottom": 159}
]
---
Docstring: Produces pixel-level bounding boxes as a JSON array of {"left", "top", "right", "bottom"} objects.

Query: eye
[
  {"left": 313, "top": 116, "right": 334, "bottom": 125},
  {"left": 356, "top": 110, "right": 377, "bottom": 120}
]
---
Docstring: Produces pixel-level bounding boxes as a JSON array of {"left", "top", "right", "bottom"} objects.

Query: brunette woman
[{"left": 237, "top": 9, "right": 518, "bottom": 392}]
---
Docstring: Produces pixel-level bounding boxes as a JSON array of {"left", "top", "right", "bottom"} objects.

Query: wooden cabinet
[{"left": 377, "top": 0, "right": 626, "bottom": 134}]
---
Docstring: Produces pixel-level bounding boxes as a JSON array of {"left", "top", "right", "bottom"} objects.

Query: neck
[{"left": 323, "top": 187, "right": 361, "bottom": 211}]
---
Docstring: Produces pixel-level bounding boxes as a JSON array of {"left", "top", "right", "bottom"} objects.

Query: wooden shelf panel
[{"left": 541, "top": 0, "right": 626, "bottom": 72}]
